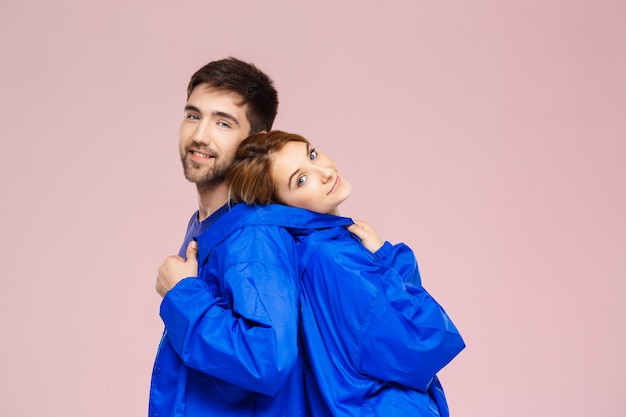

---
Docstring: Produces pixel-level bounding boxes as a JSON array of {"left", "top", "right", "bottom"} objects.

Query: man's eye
[
  {"left": 217, "top": 121, "right": 231, "bottom": 128},
  {"left": 297, "top": 175, "right": 307, "bottom": 187},
  {"left": 309, "top": 149, "right": 317, "bottom": 160},
  {"left": 187, "top": 114, "right": 200, "bottom": 120}
]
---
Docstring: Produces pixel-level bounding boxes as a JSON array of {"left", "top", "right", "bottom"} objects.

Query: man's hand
[
  {"left": 347, "top": 220, "right": 384, "bottom": 253},
  {"left": 155, "top": 240, "right": 199, "bottom": 298}
]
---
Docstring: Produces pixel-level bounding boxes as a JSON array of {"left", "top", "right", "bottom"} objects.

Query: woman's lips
[{"left": 328, "top": 175, "right": 340, "bottom": 195}]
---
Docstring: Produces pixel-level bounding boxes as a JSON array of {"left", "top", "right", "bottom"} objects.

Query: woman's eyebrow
[
  {"left": 288, "top": 168, "right": 300, "bottom": 189},
  {"left": 287, "top": 144, "right": 310, "bottom": 189}
]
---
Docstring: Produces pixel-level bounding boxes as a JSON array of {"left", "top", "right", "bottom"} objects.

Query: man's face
[{"left": 179, "top": 84, "right": 251, "bottom": 187}]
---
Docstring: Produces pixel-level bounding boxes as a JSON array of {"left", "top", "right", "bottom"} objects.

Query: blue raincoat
[
  {"left": 149, "top": 204, "right": 305, "bottom": 416},
  {"left": 149, "top": 203, "right": 464, "bottom": 416},
  {"left": 287, "top": 212, "right": 466, "bottom": 416}
]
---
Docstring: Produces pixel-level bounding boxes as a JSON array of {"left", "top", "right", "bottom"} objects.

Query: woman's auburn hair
[{"left": 227, "top": 130, "right": 309, "bottom": 205}]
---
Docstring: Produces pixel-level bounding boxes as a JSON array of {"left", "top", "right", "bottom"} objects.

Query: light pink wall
[{"left": 1, "top": 1, "right": 624, "bottom": 416}]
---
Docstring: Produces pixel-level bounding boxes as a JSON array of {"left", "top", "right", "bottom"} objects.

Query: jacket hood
[{"left": 196, "top": 203, "right": 353, "bottom": 262}]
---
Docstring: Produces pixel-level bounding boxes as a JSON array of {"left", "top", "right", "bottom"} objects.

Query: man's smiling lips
[{"left": 189, "top": 149, "right": 215, "bottom": 161}]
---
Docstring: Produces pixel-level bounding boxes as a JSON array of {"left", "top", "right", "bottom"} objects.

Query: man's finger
[{"left": 186, "top": 239, "right": 198, "bottom": 262}]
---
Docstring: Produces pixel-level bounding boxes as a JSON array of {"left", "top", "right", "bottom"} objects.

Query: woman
[{"left": 222, "top": 130, "right": 465, "bottom": 416}]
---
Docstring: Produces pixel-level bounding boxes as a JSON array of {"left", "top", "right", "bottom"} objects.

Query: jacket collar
[{"left": 196, "top": 203, "right": 353, "bottom": 263}]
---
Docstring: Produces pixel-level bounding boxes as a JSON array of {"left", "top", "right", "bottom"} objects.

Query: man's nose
[{"left": 192, "top": 123, "right": 211, "bottom": 145}]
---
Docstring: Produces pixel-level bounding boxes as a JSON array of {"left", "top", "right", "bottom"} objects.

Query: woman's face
[{"left": 271, "top": 141, "right": 351, "bottom": 215}]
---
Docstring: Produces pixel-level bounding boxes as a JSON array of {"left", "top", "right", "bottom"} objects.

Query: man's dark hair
[{"left": 187, "top": 57, "right": 279, "bottom": 134}]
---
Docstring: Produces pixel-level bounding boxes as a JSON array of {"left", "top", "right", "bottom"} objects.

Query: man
[{"left": 149, "top": 58, "right": 305, "bottom": 416}]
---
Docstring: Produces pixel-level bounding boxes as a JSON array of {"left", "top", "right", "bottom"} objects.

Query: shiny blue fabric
[
  {"left": 291, "top": 219, "right": 466, "bottom": 416},
  {"left": 149, "top": 203, "right": 465, "bottom": 416},
  {"left": 149, "top": 204, "right": 306, "bottom": 417}
]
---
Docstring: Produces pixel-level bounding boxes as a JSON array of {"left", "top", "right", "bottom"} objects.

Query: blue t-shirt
[{"left": 177, "top": 203, "right": 230, "bottom": 258}]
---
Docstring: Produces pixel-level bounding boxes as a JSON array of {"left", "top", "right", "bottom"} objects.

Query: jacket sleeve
[
  {"left": 159, "top": 226, "right": 299, "bottom": 396},
  {"left": 356, "top": 242, "right": 466, "bottom": 392}
]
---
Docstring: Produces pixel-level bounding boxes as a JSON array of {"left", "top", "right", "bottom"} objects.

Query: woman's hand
[{"left": 347, "top": 220, "right": 384, "bottom": 253}]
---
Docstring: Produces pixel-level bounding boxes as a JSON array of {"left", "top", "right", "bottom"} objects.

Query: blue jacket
[
  {"left": 288, "top": 212, "right": 466, "bottom": 416},
  {"left": 149, "top": 203, "right": 464, "bottom": 416},
  {"left": 149, "top": 204, "right": 306, "bottom": 416}
]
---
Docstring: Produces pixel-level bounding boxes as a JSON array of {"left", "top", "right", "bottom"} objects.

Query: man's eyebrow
[
  {"left": 287, "top": 144, "right": 310, "bottom": 189},
  {"left": 213, "top": 111, "right": 240, "bottom": 127},
  {"left": 183, "top": 106, "right": 241, "bottom": 127},
  {"left": 184, "top": 104, "right": 200, "bottom": 113}
]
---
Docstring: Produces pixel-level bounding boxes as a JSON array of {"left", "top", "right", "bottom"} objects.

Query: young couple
[{"left": 150, "top": 57, "right": 465, "bottom": 417}]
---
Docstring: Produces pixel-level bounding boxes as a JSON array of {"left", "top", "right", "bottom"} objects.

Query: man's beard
[{"left": 181, "top": 154, "right": 232, "bottom": 187}]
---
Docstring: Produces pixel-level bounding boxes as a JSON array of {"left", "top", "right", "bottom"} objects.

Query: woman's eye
[
  {"left": 297, "top": 175, "right": 307, "bottom": 187},
  {"left": 309, "top": 149, "right": 317, "bottom": 160}
]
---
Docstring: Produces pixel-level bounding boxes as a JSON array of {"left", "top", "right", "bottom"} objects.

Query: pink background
[{"left": 1, "top": 1, "right": 624, "bottom": 416}]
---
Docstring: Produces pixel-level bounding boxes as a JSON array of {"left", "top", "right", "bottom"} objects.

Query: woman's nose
[{"left": 318, "top": 166, "right": 333, "bottom": 182}]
